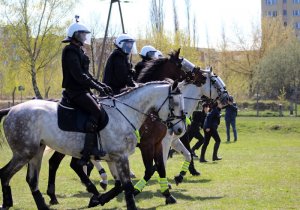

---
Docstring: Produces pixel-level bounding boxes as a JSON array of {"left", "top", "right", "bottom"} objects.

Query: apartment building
[{"left": 261, "top": 0, "right": 300, "bottom": 37}]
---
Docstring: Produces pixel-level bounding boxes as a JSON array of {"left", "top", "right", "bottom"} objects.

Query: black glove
[
  {"left": 103, "top": 86, "right": 113, "bottom": 96},
  {"left": 95, "top": 86, "right": 107, "bottom": 96}
]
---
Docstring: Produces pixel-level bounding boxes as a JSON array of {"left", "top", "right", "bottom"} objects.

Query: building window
[
  {"left": 293, "top": 10, "right": 300, "bottom": 16},
  {"left": 268, "top": 10, "right": 278, "bottom": 16},
  {"left": 295, "top": 22, "right": 300, "bottom": 29},
  {"left": 283, "top": 9, "right": 287, "bottom": 16},
  {"left": 266, "top": 0, "right": 277, "bottom": 5},
  {"left": 293, "top": 0, "right": 300, "bottom": 4}
]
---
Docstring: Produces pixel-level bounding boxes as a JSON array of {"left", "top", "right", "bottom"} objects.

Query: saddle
[{"left": 57, "top": 96, "right": 109, "bottom": 133}]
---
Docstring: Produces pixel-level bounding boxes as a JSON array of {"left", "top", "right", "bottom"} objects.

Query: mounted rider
[
  {"left": 134, "top": 45, "right": 160, "bottom": 81},
  {"left": 61, "top": 18, "right": 112, "bottom": 166},
  {"left": 102, "top": 33, "right": 137, "bottom": 94}
]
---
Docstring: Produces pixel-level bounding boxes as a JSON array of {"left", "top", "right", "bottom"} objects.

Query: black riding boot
[
  {"left": 212, "top": 142, "right": 222, "bottom": 161},
  {"left": 78, "top": 133, "right": 106, "bottom": 166},
  {"left": 200, "top": 145, "right": 208, "bottom": 163}
]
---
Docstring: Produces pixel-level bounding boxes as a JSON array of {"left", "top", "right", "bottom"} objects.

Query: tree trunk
[{"left": 31, "top": 66, "right": 42, "bottom": 99}]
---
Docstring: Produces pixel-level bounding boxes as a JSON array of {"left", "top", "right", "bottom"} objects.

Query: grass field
[{"left": 0, "top": 117, "right": 299, "bottom": 209}]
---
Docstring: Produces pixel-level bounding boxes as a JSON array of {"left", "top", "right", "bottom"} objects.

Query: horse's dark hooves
[
  {"left": 168, "top": 183, "right": 172, "bottom": 189},
  {"left": 127, "top": 204, "right": 137, "bottom": 210},
  {"left": 174, "top": 175, "right": 183, "bottom": 185},
  {"left": 0, "top": 206, "right": 10, "bottom": 210},
  {"left": 165, "top": 195, "right": 177, "bottom": 205},
  {"left": 133, "top": 189, "right": 140, "bottom": 197},
  {"left": 100, "top": 182, "right": 107, "bottom": 191},
  {"left": 49, "top": 199, "right": 59, "bottom": 205},
  {"left": 88, "top": 195, "right": 101, "bottom": 208}
]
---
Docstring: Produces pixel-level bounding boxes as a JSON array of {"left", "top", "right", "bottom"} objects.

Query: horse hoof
[
  {"left": 0, "top": 206, "right": 10, "bottom": 210},
  {"left": 133, "top": 189, "right": 140, "bottom": 197},
  {"left": 165, "top": 195, "right": 177, "bottom": 205},
  {"left": 49, "top": 199, "right": 59, "bottom": 205},
  {"left": 100, "top": 182, "right": 107, "bottom": 191},
  {"left": 174, "top": 175, "right": 183, "bottom": 185},
  {"left": 168, "top": 183, "right": 172, "bottom": 189},
  {"left": 88, "top": 195, "right": 100, "bottom": 208},
  {"left": 127, "top": 204, "right": 137, "bottom": 210}
]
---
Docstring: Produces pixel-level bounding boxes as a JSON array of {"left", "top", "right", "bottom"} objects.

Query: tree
[
  {"left": 172, "top": 0, "right": 179, "bottom": 33},
  {"left": 254, "top": 38, "right": 300, "bottom": 99},
  {"left": 150, "top": 0, "right": 164, "bottom": 33},
  {"left": 1, "top": 0, "right": 76, "bottom": 98}
]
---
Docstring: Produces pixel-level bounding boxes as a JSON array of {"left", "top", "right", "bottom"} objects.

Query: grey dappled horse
[{"left": 0, "top": 81, "right": 185, "bottom": 210}]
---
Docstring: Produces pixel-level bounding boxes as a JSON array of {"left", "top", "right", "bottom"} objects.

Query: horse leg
[
  {"left": 47, "top": 151, "right": 65, "bottom": 205},
  {"left": 97, "top": 162, "right": 123, "bottom": 206},
  {"left": 90, "top": 159, "right": 108, "bottom": 191},
  {"left": 154, "top": 141, "right": 177, "bottom": 205},
  {"left": 133, "top": 143, "right": 154, "bottom": 196},
  {"left": 0, "top": 155, "right": 30, "bottom": 209},
  {"left": 181, "top": 134, "right": 201, "bottom": 176},
  {"left": 69, "top": 157, "right": 100, "bottom": 208},
  {"left": 171, "top": 138, "right": 192, "bottom": 185},
  {"left": 116, "top": 156, "right": 136, "bottom": 210},
  {"left": 26, "top": 144, "right": 49, "bottom": 210},
  {"left": 134, "top": 117, "right": 168, "bottom": 196}
]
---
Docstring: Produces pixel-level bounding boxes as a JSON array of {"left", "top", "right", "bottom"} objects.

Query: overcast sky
[{"left": 74, "top": 0, "right": 261, "bottom": 48}]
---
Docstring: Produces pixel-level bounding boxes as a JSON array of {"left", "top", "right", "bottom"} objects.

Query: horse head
[
  {"left": 163, "top": 80, "right": 186, "bottom": 135},
  {"left": 137, "top": 48, "right": 186, "bottom": 83},
  {"left": 199, "top": 67, "right": 230, "bottom": 108}
]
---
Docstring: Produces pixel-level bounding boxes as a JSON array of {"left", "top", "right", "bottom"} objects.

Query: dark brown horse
[{"left": 45, "top": 49, "right": 187, "bottom": 207}]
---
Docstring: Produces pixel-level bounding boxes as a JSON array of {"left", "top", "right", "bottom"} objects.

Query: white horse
[
  {"left": 133, "top": 67, "right": 229, "bottom": 193},
  {"left": 0, "top": 81, "right": 186, "bottom": 210}
]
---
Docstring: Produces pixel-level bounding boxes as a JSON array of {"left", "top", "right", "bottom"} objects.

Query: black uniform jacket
[
  {"left": 62, "top": 43, "right": 100, "bottom": 98},
  {"left": 102, "top": 48, "right": 135, "bottom": 94},
  {"left": 134, "top": 59, "right": 149, "bottom": 81}
]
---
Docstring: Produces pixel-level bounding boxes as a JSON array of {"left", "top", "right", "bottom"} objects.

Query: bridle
[{"left": 100, "top": 85, "right": 186, "bottom": 132}]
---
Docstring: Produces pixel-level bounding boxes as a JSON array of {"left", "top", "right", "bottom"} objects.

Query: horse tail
[
  {"left": 0, "top": 108, "right": 10, "bottom": 122},
  {"left": 0, "top": 108, "right": 10, "bottom": 145}
]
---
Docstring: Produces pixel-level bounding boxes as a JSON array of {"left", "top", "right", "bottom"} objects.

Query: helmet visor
[
  {"left": 74, "top": 31, "right": 91, "bottom": 45},
  {"left": 121, "top": 41, "right": 137, "bottom": 54},
  {"left": 146, "top": 51, "right": 156, "bottom": 59}
]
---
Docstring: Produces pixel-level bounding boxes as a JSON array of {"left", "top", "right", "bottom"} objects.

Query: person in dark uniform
[
  {"left": 175, "top": 102, "right": 209, "bottom": 176},
  {"left": 190, "top": 102, "right": 210, "bottom": 157},
  {"left": 225, "top": 95, "right": 238, "bottom": 142},
  {"left": 200, "top": 100, "right": 223, "bottom": 162},
  {"left": 61, "top": 19, "right": 112, "bottom": 166},
  {"left": 134, "top": 45, "right": 158, "bottom": 81},
  {"left": 102, "top": 33, "right": 137, "bottom": 94}
]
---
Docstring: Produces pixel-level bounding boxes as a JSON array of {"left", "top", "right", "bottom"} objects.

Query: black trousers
[
  {"left": 200, "top": 128, "right": 221, "bottom": 159},
  {"left": 71, "top": 92, "right": 103, "bottom": 124},
  {"left": 191, "top": 129, "right": 204, "bottom": 152}
]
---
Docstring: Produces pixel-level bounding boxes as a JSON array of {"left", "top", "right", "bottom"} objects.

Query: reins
[{"left": 99, "top": 85, "right": 185, "bottom": 132}]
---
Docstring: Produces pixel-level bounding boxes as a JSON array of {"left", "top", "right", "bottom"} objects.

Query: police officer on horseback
[
  {"left": 134, "top": 45, "right": 160, "bottom": 81},
  {"left": 61, "top": 19, "right": 112, "bottom": 166},
  {"left": 102, "top": 33, "right": 137, "bottom": 94}
]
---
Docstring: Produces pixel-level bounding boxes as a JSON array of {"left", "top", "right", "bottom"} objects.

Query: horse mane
[
  {"left": 137, "top": 58, "right": 169, "bottom": 83},
  {"left": 115, "top": 81, "right": 171, "bottom": 100}
]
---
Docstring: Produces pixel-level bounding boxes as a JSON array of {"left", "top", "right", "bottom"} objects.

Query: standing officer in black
[
  {"left": 102, "top": 33, "right": 137, "bottom": 94},
  {"left": 200, "top": 100, "right": 223, "bottom": 162},
  {"left": 61, "top": 19, "right": 112, "bottom": 166}
]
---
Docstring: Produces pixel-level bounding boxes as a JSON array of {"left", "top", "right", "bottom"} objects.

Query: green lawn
[{"left": 0, "top": 117, "right": 299, "bottom": 209}]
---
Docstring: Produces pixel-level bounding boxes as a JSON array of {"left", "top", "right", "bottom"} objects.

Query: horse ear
[
  {"left": 171, "top": 80, "right": 179, "bottom": 91},
  {"left": 210, "top": 66, "right": 213, "bottom": 72},
  {"left": 175, "top": 48, "right": 181, "bottom": 58}
]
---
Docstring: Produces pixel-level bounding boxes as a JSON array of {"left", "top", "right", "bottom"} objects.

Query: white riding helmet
[
  {"left": 140, "top": 45, "right": 157, "bottom": 59},
  {"left": 114, "top": 33, "right": 137, "bottom": 54},
  {"left": 62, "top": 22, "right": 91, "bottom": 45}
]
